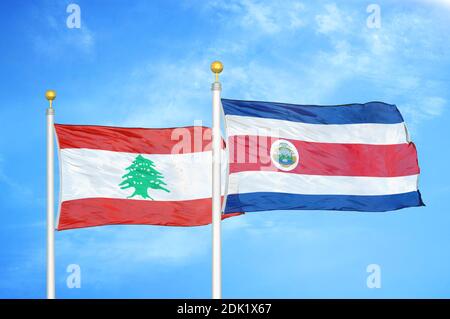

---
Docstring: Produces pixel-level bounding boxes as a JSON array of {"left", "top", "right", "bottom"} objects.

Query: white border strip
[
  {"left": 228, "top": 171, "right": 418, "bottom": 196},
  {"left": 225, "top": 115, "right": 408, "bottom": 145}
]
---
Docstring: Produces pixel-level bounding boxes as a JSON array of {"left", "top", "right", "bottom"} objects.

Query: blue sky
[{"left": 0, "top": 0, "right": 450, "bottom": 298}]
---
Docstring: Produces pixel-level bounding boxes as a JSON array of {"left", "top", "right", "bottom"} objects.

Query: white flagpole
[
  {"left": 211, "top": 61, "right": 223, "bottom": 299},
  {"left": 45, "top": 90, "right": 56, "bottom": 299}
]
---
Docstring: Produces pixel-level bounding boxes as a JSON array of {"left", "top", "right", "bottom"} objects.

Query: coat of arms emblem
[{"left": 270, "top": 140, "right": 299, "bottom": 171}]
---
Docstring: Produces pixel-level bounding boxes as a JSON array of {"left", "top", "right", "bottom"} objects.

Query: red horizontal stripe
[
  {"left": 229, "top": 135, "right": 419, "bottom": 177},
  {"left": 58, "top": 197, "right": 242, "bottom": 230},
  {"left": 55, "top": 124, "right": 225, "bottom": 154}
]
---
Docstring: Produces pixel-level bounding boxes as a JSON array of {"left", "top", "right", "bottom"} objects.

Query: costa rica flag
[{"left": 221, "top": 99, "right": 424, "bottom": 213}]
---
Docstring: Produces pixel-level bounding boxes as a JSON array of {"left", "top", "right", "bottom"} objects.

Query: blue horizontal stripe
[
  {"left": 222, "top": 99, "right": 404, "bottom": 124},
  {"left": 224, "top": 191, "right": 424, "bottom": 213}
]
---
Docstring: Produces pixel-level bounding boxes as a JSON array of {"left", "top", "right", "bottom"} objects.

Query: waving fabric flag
[
  {"left": 222, "top": 99, "right": 424, "bottom": 214},
  {"left": 55, "top": 124, "right": 238, "bottom": 230}
]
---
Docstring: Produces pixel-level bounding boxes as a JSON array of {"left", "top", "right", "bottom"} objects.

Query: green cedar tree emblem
[{"left": 119, "top": 154, "right": 170, "bottom": 200}]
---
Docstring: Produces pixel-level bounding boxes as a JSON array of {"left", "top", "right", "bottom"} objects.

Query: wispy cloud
[
  {"left": 29, "top": 4, "right": 95, "bottom": 57},
  {"left": 182, "top": 1, "right": 447, "bottom": 130},
  {"left": 315, "top": 3, "right": 351, "bottom": 34},
  {"left": 402, "top": 96, "right": 447, "bottom": 126},
  {"left": 119, "top": 58, "right": 212, "bottom": 128},
  {"left": 74, "top": 1, "right": 447, "bottom": 132},
  {"left": 418, "top": 0, "right": 450, "bottom": 8},
  {"left": 57, "top": 226, "right": 210, "bottom": 265},
  {"left": 205, "top": 0, "right": 306, "bottom": 34},
  {"left": 32, "top": 26, "right": 94, "bottom": 57},
  {"left": 0, "top": 155, "right": 43, "bottom": 208}
]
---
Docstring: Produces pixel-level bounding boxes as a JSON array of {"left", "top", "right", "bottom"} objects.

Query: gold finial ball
[
  {"left": 45, "top": 90, "right": 56, "bottom": 101},
  {"left": 210, "top": 61, "right": 223, "bottom": 74}
]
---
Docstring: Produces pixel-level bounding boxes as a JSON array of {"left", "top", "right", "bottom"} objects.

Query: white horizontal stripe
[
  {"left": 225, "top": 115, "right": 408, "bottom": 145},
  {"left": 228, "top": 171, "right": 418, "bottom": 196},
  {"left": 60, "top": 148, "right": 227, "bottom": 202}
]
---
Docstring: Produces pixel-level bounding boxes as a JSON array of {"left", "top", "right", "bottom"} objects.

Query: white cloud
[
  {"left": 402, "top": 96, "right": 447, "bottom": 127},
  {"left": 315, "top": 3, "right": 351, "bottom": 34},
  {"left": 0, "top": 155, "right": 43, "bottom": 208},
  {"left": 424, "top": 97, "right": 447, "bottom": 116},
  {"left": 310, "top": 4, "right": 449, "bottom": 126},
  {"left": 92, "top": 2, "right": 448, "bottom": 134},
  {"left": 57, "top": 226, "right": 210, "bottom": 265},
  {"left": 30, "top": 5, "right": 95, "bottom": 57},
  {"left": 240, "top": 0, "right": 305, "bottom": 33},
  {"left": 206, "top": 0, "right": 306, "bottom": 34},
  {"left": 22, "top": 1, "right": 448, "bottom": 132},
  {"left": 55, "top": 215, "right": 251, "bottom": 270},
  {"left": 117, "top": 58, "right": 213, "bottom": 128},
  {"left": 418, "top": 0, "right": 450, "bottom": 8},
  {"left": 33, "top": 24, "right": 95, "bottom": 56}
]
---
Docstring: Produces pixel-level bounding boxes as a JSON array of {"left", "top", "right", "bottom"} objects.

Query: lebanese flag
[{"left": 55, "top": 124, "right": 240, "bottom": 230}]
